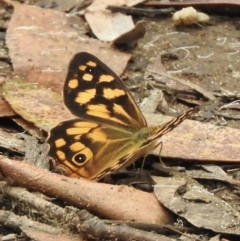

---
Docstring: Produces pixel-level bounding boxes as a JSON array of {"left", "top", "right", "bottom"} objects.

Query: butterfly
[{"left": 47, "top": 52, "right": 198, "bottom": 181}]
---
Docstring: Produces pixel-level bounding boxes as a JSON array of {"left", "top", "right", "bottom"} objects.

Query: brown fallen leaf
[
  {"left": 12, "top": 117, "right": 44, "bottom": 137},
  {"left": 0, "top": 155, "right": 172, "bottom": 224},
  {"left": 3, "top": 184, "right": 175, "bottom": 240},
  {"left": 0, "top": 93, "right": 15, "bottom": 117},
  {"left": 3, "top": 78, "right": 72, "bottom": 131},
  {"left": 146, "top": 114, "right": 240, "bottom": 163},
  {"left": 153, "top": 176, "right": 240, "bottom": 235},
  {"left": 6, "top": 2, "right": 131, "bottom": 93},
  {"left": 0, "top": 77, "right": 16, "bottom": 117}
]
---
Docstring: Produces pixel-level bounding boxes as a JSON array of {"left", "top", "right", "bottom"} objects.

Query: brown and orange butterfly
[{"left": 47, "top": 52, "right": 197, "bottom": 180}]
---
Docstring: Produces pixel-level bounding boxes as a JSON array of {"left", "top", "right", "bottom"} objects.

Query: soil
[{"left": 131, "top": 14, "right": 240, "bottom": 128}]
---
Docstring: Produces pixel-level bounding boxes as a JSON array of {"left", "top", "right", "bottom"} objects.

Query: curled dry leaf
[
  {"left": 84, "top": 0, "right": 146, "bottom": 43},
  {"left": 85, "top": 10, "right": 135, "bottom": 42},
  {"left": 113, "top": 20, "right": 146, "bottom": 45},
  {"left": 173, "top": 7, "right": 210, "bottom": 26}
]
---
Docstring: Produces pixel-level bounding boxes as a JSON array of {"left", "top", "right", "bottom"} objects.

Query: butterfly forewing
[{"left": 64, "top": 52, "right": 147, "bottom": 128}]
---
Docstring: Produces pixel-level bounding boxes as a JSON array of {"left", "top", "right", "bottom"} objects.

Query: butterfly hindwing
[
  {"left": 48, "top": 119, "right": 148, "bottom": 180},
  {"left": 64, "top": 52, "right": 147, "bottom": 128}
]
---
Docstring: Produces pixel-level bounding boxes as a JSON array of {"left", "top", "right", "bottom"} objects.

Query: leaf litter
[{"left": 0, "top": 1, "right": 240, "bottom": 241}]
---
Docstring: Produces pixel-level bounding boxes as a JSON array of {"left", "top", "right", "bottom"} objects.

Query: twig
[
  {"left": 107, "top": 5, "right": 174, "bottom": 17},
  {"left": 213, "top": 111, "right": 240, "bottom": 120},
  {"left": 0, "top": 210, "right": 62, "bottom": 234},
  {"left": 82, "top": 218, "right": 173, "bottom": 241},
  {"left": 219, "top": 100, "right": 240, "bottom": 110},
  {"left": 0, "top": 182, "right": 90, "bottom": 232}
]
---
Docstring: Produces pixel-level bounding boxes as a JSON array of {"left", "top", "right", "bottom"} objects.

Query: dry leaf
[
  {"left": 3, "top": 78, "right": 72, "bottom": 131},
  {"left": 85, "top": 11, "right": 134, "bottom": 41},
  {"left": 148, "top": 115, "right": 240, "bottom": 162},
  {"left": 6, "top": 3, "right": 131, "bottom": 92},
  {"left": 113, "top": 20, "right": 146, "bottom": 45},
  {"left": 154, "top": 176, "right": 240, "bottom": 235}
]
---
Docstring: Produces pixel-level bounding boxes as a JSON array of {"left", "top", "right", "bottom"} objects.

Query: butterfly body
[{"left": 47, "top": 52, "right": 198, "bottom": 180}]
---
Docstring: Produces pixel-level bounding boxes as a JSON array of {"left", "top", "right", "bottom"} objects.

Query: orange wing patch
[
  {"left": 103, "top": 88, "right": 125, "bottom": 99},
  {"left": 79, "top": 65, "right": 87, "bottom": 71},
  {"left": 99, "top": 74, "right": 114, "bottom": 82},
  {"left": 55, "top": 138, "right": 66, "bottom": 148},
  {"left": 86, "top": 61, "right": 97, "bottom": 67},
  {"left": 68, "top": 79, "right": 78, "bottom": 89},
  {"left": 76, "top": 89, "right": 96, "bottom": 104},
  {"left": 83, "top": 73, "right": 93, "bottom": 81}
]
